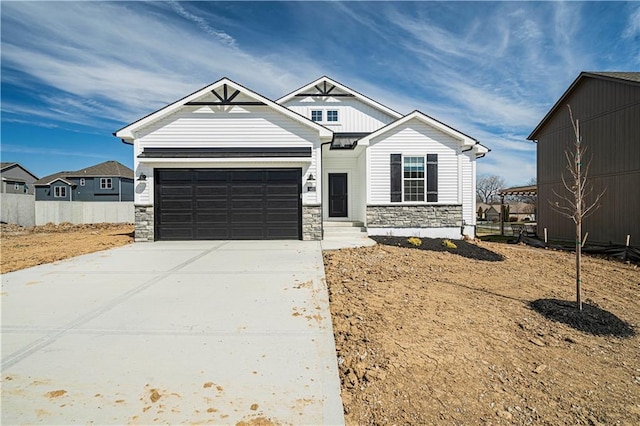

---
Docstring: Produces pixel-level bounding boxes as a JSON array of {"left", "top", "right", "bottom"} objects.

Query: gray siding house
[
  {"left": 1, "top": 162, "right": 39, "bottom": 194},
  {"left": 528, "top": 72, "right": 640, "bottom": 245},
  {"left": 35, "top": 161, "right": 134, "bottom": 202}
]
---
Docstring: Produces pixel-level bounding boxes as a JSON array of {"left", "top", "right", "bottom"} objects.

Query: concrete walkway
[{"left": 1, "top": 241, "right": 344, "bottom": 425}]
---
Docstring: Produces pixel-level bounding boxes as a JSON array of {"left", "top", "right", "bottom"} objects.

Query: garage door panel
[
  {"left": 267, "top": 185, "right": 299, "bottom": 195},
  {"left": 195, "top": 170, "right": 230, "bottom": 181},
  {"left": 196, "top": 213, "right": 229, "bottom": 223},
  {"left": 196, "top": 227, "right": 229, "bottom": 239},
  {"left": 233, "top": 212, "right": 265, "bottom": 222},
  {"left": 196, "top": 200, "right": 228, "bottom": 209},
  {"left": 157, "top": 170, "right": 192, "bottom": 182},
  {"left": 230, "top": 170, "right": 264, "bottom": 181},
  {"left": 161, "top": 199, "right": 194, "bottom": 209},
  {"left": 160, "top": 186, "right": 193, "bottom": 196},
  {"left": 155, "top": 168, "right": 301, "bottom": 241},
  {"left": 266, "top": 212, "right": 299, "bottom": 222},
  {"left": 266, "top": 199, "right": 298, "bottom": 209},
  {"left": 160, "top": 227, "right": 194, "bottom": 240},
  {"left": 196, "top": 185, "right": 228, "bottom": 197},
  {"left": 267, "top": 227, "right": 299, "bottom": 238}
]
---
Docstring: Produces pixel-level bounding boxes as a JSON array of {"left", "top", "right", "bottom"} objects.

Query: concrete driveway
[{"left": 1, "top": 241, "right": 344, "bottom": 425}]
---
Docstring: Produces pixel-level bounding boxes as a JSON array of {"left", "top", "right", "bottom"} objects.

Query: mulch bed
[
  {"left": 530, "top": 298, "right": 636, "bottom": 337},
  {"left": 370, "top": 235, "right": 505, "bottom": 262}
]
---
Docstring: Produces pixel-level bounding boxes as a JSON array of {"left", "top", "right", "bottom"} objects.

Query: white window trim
[
  {"left": 80, "top": 178, "right": 86, "bottom": 186},
  {"left": 311, "top": 110, "right": 323, "bottom": 122},
  {"left": 14, "top": 183, "right": 20, "bottom": 190},
  {"left": 310, "top": 108, "right": 339, "bottom": 124},
  {"left": 54, "top": 186, "right": 67, "bottom": 198},
  {"left": 100, "top": 178, "right": 113, "bottom": 189},
  {"left": 402, "top": 155, "right": 426, "bottom": 202},
  {"left": 401, "top": 154, "right": 437, "bottom": 204}
]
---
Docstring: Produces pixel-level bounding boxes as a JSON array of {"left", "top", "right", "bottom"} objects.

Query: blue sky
[{"left": 2, "top": 1, "right": 639, "bottom": 185}]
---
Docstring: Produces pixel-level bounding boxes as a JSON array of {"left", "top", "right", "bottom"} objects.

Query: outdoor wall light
[
  {"left": 306, "top": 174, "right": 316, "bottom": 192},
  {"left": 138, "top": 173, "right": 147, "bottom": 181}
]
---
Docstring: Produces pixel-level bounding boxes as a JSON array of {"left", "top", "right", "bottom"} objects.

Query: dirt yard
[
  {"left": 2, "top": 225, "right": 638, "bottom": 425},
  {"left": 324, "top": 238, "right": 640, "bottom": 425},
  {"left": 0, "top": 223, "right": 134, "bottom": 273}
]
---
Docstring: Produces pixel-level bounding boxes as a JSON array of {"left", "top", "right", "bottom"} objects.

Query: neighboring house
[
  {"left": 34, "top": 161, "right": 134, "bottom": 202},
  {"left": 115, "top": 76, "right": 489, "bottom": 242},
  {"left": 477, "top": 204, "right": 500, "bottom": 222},
  {"left": 477, "top": 202, "right": 535, "bottom": 222},
  {"left": 0, "top": 162, "right": 38, "bottom": 194},
  {"left": 528, "top": 72, "right": 640, "bottom": 245}
]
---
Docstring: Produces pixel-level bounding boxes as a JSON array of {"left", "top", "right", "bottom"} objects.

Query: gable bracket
[
  {"left": 186, "top": 84, "right": 266, "bottom": 106},
  {"left": 295, "top": 81, "right": 354, "bottom": 97}
]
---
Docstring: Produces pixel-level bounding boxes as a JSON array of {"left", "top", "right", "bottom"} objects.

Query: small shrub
[
  {"left": 407, "top": 237, "right": 422, "bottom": 247},
  {"left": 442, "top": 239, "right": 457, "bottom": 249}
]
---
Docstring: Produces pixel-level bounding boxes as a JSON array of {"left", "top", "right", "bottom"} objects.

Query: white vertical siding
[
  {"left": 367, "top": 120, "right": 461, "bottom": 205},
  {"left": 322, "top": 148, "right": 365, "bottom": 221},
  {"left": 282, "top": 97, "right": 396, "bottom": 133}
]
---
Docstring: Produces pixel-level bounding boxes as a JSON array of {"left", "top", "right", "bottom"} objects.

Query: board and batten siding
[
  {"left": 367, "top": 120, "right": 462, "bottom": 205},
  {"left": 133, "top": 105, "right": 322, "bottom": 206},
  {"left": 322, "top": 149, "right": 367, "bottom": 222},
  {"left": 535, "top": 77, "right": 640, "bottom": 245},
  {"left": 282, "top": 97, "right": 396, "bottom": 133}
]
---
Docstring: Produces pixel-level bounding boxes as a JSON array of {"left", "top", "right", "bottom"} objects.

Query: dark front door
[
  {"left": 328, "top": 173, "right": 348, "bottom": 217},
  {"left": 155, "top": 168, "right": 301, "bottom": 240}
]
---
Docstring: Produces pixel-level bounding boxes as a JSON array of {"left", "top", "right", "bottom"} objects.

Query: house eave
[
  {"left": 114, "top": 77, "right": 333, "bottom": 142},
  {"left": 276, "top": 76, "right": 403, "bottom": 119}
]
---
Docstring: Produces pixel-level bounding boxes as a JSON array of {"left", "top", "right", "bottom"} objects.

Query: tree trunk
[{"left": 576, "top": 220, "right": 582, "bottom": 311}]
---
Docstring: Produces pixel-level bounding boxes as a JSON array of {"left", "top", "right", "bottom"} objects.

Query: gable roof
[
  {"left": 276, "top": 76, "right": 403, "bottom": 120},
  {"left": 528, "top": 71, "right": 640, "bottom": 140},
  {"left": 356, "top": 110, "right": 489, "bottom": 157},
  {"left": 34, "top": 172, "right": 75, "bottom": 186},
  {"left": 34, "top": 161, "right": 133, "bottom": 186},
  {"left": 115, "top": 77, "right": 333, "bottom": 142},
  {"left": 0, "top": 162, "right": 39, "bottom": 180}
]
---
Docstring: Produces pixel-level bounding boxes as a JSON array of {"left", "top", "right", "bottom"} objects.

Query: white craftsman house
[{"left": 115, "top": 76, "right": 488, "bottom": 241}]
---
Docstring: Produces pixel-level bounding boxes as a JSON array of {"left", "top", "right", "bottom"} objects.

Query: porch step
[
  {"left": 323, "top": 221, "right": 368, "bottom": 239},
  {"left": 323, "top": 221, "right": 364, "bottom": 228}
]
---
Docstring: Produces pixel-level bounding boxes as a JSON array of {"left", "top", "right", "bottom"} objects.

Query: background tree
[
  {"left": 476, "top": 174, "right": 506, "bottom": 203},
  {"left": 550, "top": 105, "right": 605, "bottom": 311}
]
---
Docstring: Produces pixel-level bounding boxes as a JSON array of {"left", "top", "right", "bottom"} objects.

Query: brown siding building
[{"left": 528, "top": 72, "right": 640, "bottom": 245}]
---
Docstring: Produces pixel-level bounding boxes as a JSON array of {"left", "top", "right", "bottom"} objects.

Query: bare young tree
[
  {"left": 550, "top": 105, "right": 605, "bottom": 311},
  {"left": 476, "top": 175, "right": 506, "bottom": 203}
]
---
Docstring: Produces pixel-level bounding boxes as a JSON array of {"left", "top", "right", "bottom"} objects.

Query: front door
[{"left": 328, "top": 173, "right": 348, "bottom": 217}]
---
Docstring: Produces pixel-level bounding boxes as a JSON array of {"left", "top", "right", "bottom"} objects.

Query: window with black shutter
[
  {"left": 426, "top": 154, "right": 438, "bottom": 202},
  {"left": 390, "top": 154, "right": 402, "bottom": 202},
  {"left": 390, "top": 154, "right": 438, "bottom": 202}
]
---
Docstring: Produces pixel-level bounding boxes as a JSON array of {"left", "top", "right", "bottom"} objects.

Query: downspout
[{"left": 119, "top": 178, "right": 122, "bottom": 202}]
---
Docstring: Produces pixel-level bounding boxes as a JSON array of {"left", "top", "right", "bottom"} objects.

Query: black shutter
[
  {"left": 427, "top": 154, "right": 438, "bottom": 202},
  {"left": 390, "top": 154, "right": 402, "bottom": 202}
]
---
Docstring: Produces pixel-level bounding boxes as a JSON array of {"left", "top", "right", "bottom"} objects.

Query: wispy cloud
[
  {"left": 624, "top": 4, "right": 640, "bottom": 37},
  {"left": 168, "top": 0, "right": 237, "bottom": 47},
  {"left": 1, "top": 144, "right": 109, "bottom": 160}
]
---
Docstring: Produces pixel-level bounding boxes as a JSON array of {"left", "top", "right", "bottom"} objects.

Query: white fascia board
[
  {"left": 358, "top": 111, "right": 477, "bottom": 147},
  {"left": 276, "top": 76, "right": 403, "bottom": 119},
  {"left": 36, "top": 177, "right": 74, "bottom": 186},
  {"left": 116, "top": 78, "right": 333, "bottom": 142},
  {"left": 473, "top": 144, "right": 490, "bottom": 157}
]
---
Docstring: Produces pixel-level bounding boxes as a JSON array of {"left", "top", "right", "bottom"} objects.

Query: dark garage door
[{"left": 155, "top": 168, "right": 301, "bottom": 240}]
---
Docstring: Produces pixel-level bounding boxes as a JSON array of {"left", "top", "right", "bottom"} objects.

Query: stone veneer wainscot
[
  {"left": 366, "top": 204, "right": 463, "bottom": 228},
  {"left": 134, "top": 205, "right": 154, "bottom": 242},
  {"left": 302, "top": 205, "right": 322, "bottom": 240}
]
